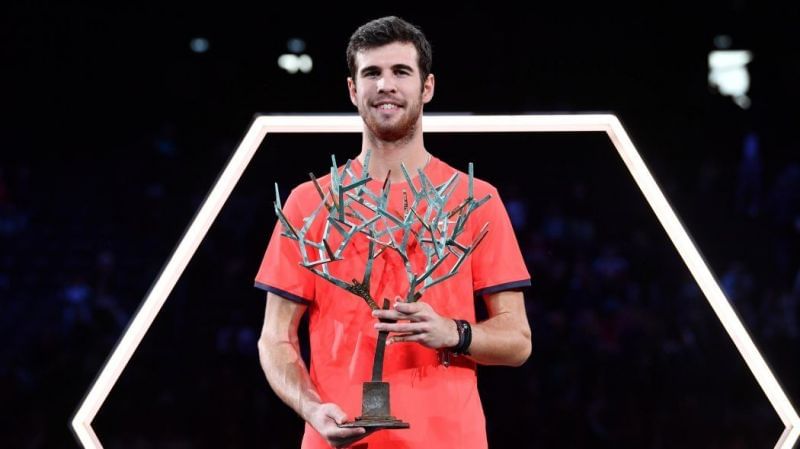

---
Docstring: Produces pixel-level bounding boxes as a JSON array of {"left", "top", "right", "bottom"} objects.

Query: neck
[{"left": 357, "top": 127, "right": 429, "bottom": 183}]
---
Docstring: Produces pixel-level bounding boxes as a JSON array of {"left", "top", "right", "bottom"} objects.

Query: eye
[{"left": 363, "top": 70, "right": 380, "bottom": 78}]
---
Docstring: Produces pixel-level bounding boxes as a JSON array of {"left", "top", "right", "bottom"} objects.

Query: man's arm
[
  {"left": 468, "top": 290, "right": 531, "bottom": 366},
  {"left": 372, "top": 289, "right": 532, "bottom": 367},
  {"left": 258, "top": 292, "right": 369, "bottom": 447}
]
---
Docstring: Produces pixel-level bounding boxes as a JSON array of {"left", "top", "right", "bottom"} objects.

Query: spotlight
[
  {"left": 278, "top": 54, "right": 313, "bottom": 74},
  {"left": 190, "top": 37, "right": 209, "bottom": 53},
  {"left": 287, "top": 38, "right": 306, "bottom": 54},
  {"left": 708, "top": 50, "right": 753, "bottom": 109}
]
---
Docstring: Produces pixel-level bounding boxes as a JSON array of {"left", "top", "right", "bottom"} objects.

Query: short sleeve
[
  {"left": 254, "top": 186, "right": 316, "bottom": 304},
  {"left": 469, "top": 185, "right": 531, "bottom": 297}
]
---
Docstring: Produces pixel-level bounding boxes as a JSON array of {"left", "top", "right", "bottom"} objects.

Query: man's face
[{"left": 348, "top": 42, "right": 434, "bottom": 143}]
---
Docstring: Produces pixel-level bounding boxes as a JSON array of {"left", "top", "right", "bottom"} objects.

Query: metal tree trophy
[{"left": 274, "top": 151, "right": 491, "bottom": 430}]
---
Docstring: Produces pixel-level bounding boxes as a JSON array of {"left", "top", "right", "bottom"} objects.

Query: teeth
[{"left": 378, "top": 104, "right": 397, "bottom": 110}]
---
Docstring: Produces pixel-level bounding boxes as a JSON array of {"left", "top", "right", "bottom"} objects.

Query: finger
[
  {"left": 390, "top": 333, "right": 427, "bottom": 344},
  {"left": 371, "top": 309, "right": 407, "bottom": 321},
  {"left": 328, "top": 425, "right": 366, "bottom": 439},
  {"left": 374, "top": 307, "right": 426, "bottom": 323},
  {"left": 393, "top": 301, "right": 423, "bottom": 314},
  {"left": 331, "top": 428, "right": 373, "bottom": 448},
  {"left": 375, "top": 322, "right": 425, "bottom": 333},
  {"left": 329, "top": 429, "right": 367, "bottom": 447}
]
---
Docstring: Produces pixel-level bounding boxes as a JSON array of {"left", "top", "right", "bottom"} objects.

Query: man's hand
[
  {"left": 307, "top": 402, "right": 372, "bottom": 448},
  {"left": 372, "top": 300, "right": 459, "bottom": 349}
]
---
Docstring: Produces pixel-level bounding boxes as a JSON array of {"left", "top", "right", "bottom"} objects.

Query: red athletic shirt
[{"left": 255, "top": 156, "right": 530, "bottom": 449}]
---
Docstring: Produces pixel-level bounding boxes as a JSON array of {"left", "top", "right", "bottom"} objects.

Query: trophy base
[
  {"left": 339, "top": 417, "right": 410, "bottom": 429},
  {"left": 338, "top": 381, "right": 409, "bottom": 430}
]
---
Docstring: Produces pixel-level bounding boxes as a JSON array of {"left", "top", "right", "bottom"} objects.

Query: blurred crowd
[{"left": 1, "top": 126, "right": 798, "bottom": 449}]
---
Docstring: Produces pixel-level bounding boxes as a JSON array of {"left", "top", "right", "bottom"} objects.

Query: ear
[
  {"left": 347, "top": 77, "right": 358, "bottom": 107},
  {"left": 422, "top": 73, "right": 435, "bottom": 104}
]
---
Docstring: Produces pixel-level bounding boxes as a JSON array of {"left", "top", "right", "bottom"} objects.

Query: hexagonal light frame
[{"left": 72, "top": 114, "right": 800, "bottom": 448}]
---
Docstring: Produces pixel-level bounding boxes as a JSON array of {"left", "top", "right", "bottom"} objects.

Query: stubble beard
[{"left": 361, "top": 97, "right": 422, "bottom": 146}]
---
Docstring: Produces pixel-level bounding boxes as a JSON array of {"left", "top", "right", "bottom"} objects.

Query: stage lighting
[
  {"left": 189, "top": 37, "right": 209, "bottom": 54},
  {"left": 713, "top": 34, "right": 732, "bottom": 49},
  {"left": 708, "top": 49, "right": 753, "bottom": 109},
  {"left": 287, "top": 38, "right": 306, "bottom": 53},
  {"left": 278, "top": 54, "right": 313, "bottom": 74}
]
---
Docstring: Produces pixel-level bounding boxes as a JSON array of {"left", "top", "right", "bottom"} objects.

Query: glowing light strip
[{"left": 73, "top": 114, "right": 799, "bottom": 449}]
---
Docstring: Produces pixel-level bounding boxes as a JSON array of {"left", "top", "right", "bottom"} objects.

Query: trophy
[{"left": 273, "top": 150, "right": 490, "bottom": 430}]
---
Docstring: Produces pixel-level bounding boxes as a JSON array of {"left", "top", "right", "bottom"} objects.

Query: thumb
[{"left": 326, "top": 403, "right": 349, "bottom": 425}]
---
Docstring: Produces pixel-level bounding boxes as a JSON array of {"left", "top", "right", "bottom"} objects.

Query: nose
[{"left": 377, "top": 76, "right": 396, "bottom": 93}]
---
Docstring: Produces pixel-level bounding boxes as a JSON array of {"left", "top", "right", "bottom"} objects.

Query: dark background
[{"left": 3, "top": 1, "right": 799, "bottom": 448}]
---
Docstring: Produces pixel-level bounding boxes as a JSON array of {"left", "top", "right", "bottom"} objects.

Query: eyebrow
[{"left": 359, "top": 63, "right": 415, "bottom": 76}]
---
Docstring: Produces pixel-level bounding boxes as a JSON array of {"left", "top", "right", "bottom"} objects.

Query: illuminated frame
[{"left": 72, "top": 114, "right": 800, "bottom": 449}]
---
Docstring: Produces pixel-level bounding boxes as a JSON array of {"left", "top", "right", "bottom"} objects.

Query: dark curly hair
[{"left": 346, "top": 16, "right": 432, "bottom": 84}]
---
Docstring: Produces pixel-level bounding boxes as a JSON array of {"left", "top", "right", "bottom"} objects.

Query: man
[{"left": 255, "top": 16, "right": 531, "bottom": 448}]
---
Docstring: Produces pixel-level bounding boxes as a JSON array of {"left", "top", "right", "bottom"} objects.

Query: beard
[{"left": 359, "top": 95, "right": 423, "bottom": 144}]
